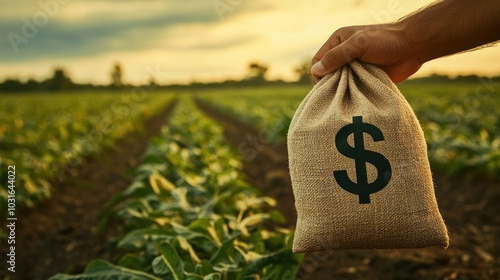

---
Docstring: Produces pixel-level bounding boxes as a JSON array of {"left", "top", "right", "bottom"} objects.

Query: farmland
[
  {"left": 50, "top": 97, "right": 301, "bottom": 279},
  {"left": 198, "top": 83, "right": 500, "bottom": 178},
  {"left": 0, "top": 81, "right": 499, "bottom": 279},
  {"left": 0, "top": 92, "right": 175, "bottom": 208}
]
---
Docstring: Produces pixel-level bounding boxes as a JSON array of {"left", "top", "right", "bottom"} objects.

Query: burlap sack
[{"left": 288, "top": 60, "right": 448, "bottom": 252}]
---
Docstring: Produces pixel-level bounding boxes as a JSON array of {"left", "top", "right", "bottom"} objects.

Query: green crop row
[
  {"left": 197, "top": 83, "right": 499, "bottom": 178},
  {"left": 0, "top": 92, "right": 175, "bottom": 209},
  {"left": 197, "top": 86, "right": 309, "bottom": 145},
  {"left": 400, "top": 84, "right": 499, "bottom": 178},
  {"left": 51, "top": 97, "right": 302, "bottom": 280}
]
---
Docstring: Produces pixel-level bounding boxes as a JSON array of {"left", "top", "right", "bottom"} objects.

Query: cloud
[
  {"left": 0, "top": 0, "right": 498, "bottom": 84},
  {"left": 0, "top": 0, "right": 240, "bottom": 62}
]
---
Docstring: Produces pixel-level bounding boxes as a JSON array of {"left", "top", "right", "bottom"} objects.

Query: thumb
[{"left": 311, "top": 38, "right": 364, "bottom": 79}]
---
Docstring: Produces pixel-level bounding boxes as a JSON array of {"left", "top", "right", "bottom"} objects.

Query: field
[
  {"left": 0, "top": 81, "right": 499, "bottom": 279},
  {"left": 0, "top": 92, "right": 174, "bottom": 208},
  {"left": 198, "top": 83, "right": 499, "bottom": 178}
]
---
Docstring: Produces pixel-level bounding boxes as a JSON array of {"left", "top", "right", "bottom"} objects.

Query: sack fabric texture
[{"left": 287, "top": 60, "right": 449, "bottom": 252}]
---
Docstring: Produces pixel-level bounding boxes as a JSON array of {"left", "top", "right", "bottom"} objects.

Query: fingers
[
  {"left": 311, "top": 28, "right": 363, "bottom": 83},
  {"left": 311, "top": 62, "right": 325, "bottom": 84},
  {"left": 311, "top": 33, "right": 342, "bottom": 66},
  {"left": 311, "top": 34, "right": 342, "bottom": 82}
]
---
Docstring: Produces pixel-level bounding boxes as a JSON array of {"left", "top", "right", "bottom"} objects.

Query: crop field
[
  {"left": 199, "top": 83, "right": 500, "bottom": 178},
  {"left": 0, "top": 92, "right": 174, "bottom": 208},
  {"left": 0, "top": 82, "right": 499, "bottom": 279}
]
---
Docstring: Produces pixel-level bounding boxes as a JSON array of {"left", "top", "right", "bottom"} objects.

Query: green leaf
[
  {"left": 118, "top": 228, "right": 174, "bottom": 250},
  {"left": 243, "top": 249, "right": 293, "bottom": 275},
  {"left": 194, "top": 260, "right": 215, "bottom": 275},
  {"left": 203, "top": 273, "right": 221, "bottom": 280},
  {"left": 152, "top": 256, "right": 170, "bottom": 276},
  {"left": 149, "top": 173, "right": 176, "bottom": 194},
  {"left": 237, "top": 213, "right": 269, "bottom": 237},
  {"left": 198, "top": 199, "right": 215, "bottom": 218},
  {"left": 210, "top": 234, "right": 239, "bottom": 264},
  {"left": 156, "top": 242, "right": 186, "bottom": 280},
  {"left": 172, "top": 222, "right": 211, "bottom": 240},
  {"left": 49, "top": 259, "right": 162, "bottom": 280},
  {"left": 213, "top": 218, "right": 228, "bottom": 242},
  {"left": 118, "top": 254, "right": 148, "bottom": 271},
  {"left": 189, "top": 218, "right": 212, "bottom": 233},
  {"left": 123, "top": 181, "right": 148, "bottom": 197},
  {"left": 184, "top": 273, "right": 204, "bottom": 280},
  {"left": 177, "top": 236, "right": 201, "bottom": 263},
  {"left": 213, "top": 263, "right": 242, "bottom": 280},
  {"left": 268, "top": 210, "right": 286, "bottom": 225},
  {"left": 173, "top": 187, "right": 190, "bottom": 210}
]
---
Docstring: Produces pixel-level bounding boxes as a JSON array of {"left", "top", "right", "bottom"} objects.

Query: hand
[{"left": 311, "top": 24, "right": 422, "bottom": 84}]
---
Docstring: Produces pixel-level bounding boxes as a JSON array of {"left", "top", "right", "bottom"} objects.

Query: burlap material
[{"left": 288, "top": 60, "right": 448, "bottom": 252}]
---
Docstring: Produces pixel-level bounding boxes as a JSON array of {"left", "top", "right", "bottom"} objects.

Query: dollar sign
[{"left": 333, "top": 116, "right": 392, "bottom": 204}]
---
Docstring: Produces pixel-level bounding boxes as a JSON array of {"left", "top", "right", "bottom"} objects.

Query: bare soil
[
  {"left": 0, "top": 101, "right": 177, "bottom": 280},
  {"left": 196, "top": 99, "right": 500, "bottom": 280}
]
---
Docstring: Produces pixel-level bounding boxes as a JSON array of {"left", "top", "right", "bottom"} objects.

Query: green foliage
[
  {"left": 400, "top": 83, "right": 499, "bottom": 177},
  {"left": 198, "top": 86, "right": 309, "bottom": 145},
  {"left": 0, "top": 92, "right": 175, "bottom": 209},
  {"left": 51, "top": 97, "right": 302, "bottom": 279},
  {"left": 49, "top": 260, "right": 162, "bottom": 280},
  {"left": 198, "top": 83, "right": 499, "bottom": 178}
]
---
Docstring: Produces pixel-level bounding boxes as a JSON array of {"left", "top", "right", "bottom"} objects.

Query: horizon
[
  {"left": 1, "top": 0, "right": 499, "bottom": 85},
  {"left": 2, "top": 63, "right": 499, "bottom": 88}
]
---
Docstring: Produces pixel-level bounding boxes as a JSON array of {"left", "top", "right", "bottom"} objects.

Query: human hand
[{"left": 311, "top": 24, "right": 421, "bottom": 84}]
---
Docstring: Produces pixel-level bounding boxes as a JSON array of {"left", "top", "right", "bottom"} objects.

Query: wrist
[{"left": 394, "top": 18, "right": 430, "bottom": 66}]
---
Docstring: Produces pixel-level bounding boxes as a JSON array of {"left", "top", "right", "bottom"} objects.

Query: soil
[
  {"left": 196, "top": 99, "right": 500, "bottom": 280},
  {"left": 0, "top": 101, "right": 177, "bottom": 280}
]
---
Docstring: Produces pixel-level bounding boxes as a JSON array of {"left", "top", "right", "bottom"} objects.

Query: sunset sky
[{"left": 1, "top": 0, "right": 499, "bottom": 85}]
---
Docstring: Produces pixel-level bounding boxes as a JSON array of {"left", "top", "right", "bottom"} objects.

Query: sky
[{"left": 0, "top": 0, "right": 499, "bottom": 85}]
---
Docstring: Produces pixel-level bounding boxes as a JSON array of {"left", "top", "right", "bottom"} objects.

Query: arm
[{"left": 311, "top": 0, "right": 500, "bottom": 84}]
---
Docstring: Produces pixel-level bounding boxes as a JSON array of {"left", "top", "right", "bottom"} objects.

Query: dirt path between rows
[
  {"left": 196, "top": 99, "right": 499, "bottom": 280},
  {"left": 195, "top": 99, "right": 295, "bottom": 227},
  {"left": 1, "top": 100, "right": 177, "bottom": 280}
]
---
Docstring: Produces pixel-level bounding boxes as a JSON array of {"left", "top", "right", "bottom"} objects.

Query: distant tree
[
  {"left": 110, "top": 63, "right": 123, "bottom": 87},
  {"left": 247, "top": 62, "right": 268, "bottom": 83},
  {"left": 24, "top": 78, "right": 40, "bottom": 91},
  {"left": 455, "top": 75, "right": 480, "bottom": 83},
  {"left": 47, "top": 67, "right": 72, "bottom": 91},
  {"left": 0, "top": 78, "right": 23, "bottom": 91},
  {"left": 295, "top": 60, "right": 312, "bottom": 84},
  {"left": 149, "top": 75, "right": 157, "bottom": 87}
]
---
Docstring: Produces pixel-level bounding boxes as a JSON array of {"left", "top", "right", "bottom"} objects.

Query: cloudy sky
[{"left": 1, "top": 0, "right": 499, "bottom": 85}]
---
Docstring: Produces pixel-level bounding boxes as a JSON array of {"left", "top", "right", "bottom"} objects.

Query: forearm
[{"left": 399, "top": 0, "right": 500, "bottom": 64}]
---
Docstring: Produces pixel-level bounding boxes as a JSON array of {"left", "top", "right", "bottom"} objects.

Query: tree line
[
  {"left": 0, "top": 61, "right": 498, "bottom": 92},
  {"left": 0, "top": 61, "right": 312, "bottom": 92}
]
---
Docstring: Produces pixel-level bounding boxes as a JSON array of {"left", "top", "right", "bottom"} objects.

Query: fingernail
[{"left": 311, "top": 61, "right": 325, "bottom": 76}]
